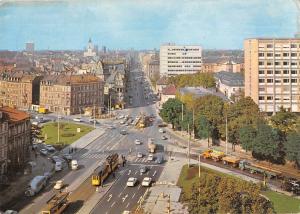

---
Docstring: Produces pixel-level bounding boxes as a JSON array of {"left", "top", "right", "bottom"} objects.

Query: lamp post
[{"left": 57, "top": 113, "right": 60, "bottom": 143}]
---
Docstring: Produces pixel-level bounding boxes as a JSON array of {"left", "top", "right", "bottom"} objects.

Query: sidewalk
[{"left": 142, "top": 158, "right": 188, "bottom": 214}]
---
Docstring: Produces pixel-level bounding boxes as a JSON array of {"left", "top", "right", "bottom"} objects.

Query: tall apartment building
[
  {"left": 40, "top": 74, "right": 104, "bottom": 115},
  {"left": 0, "top": 72, "right": 42, "bottom": 110},
  {"left": 244, "top": 38, "right": 300, "bottom": 113},
  {"left": 160, "top": 44, "right": 202, "bottom": 76},
  {"left": 0, "top": 106, "right": 31, "bottom": 176}
]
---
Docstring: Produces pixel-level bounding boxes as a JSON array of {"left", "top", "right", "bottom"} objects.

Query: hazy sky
[{"left": 0, "top": 0, "right": 297, "bottom": 50}]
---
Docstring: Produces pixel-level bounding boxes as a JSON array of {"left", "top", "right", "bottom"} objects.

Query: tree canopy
[{"left": 168, "top": 72, "right": 215, "bottom": 88}]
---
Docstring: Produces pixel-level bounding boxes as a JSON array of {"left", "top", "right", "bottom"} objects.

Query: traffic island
[{"left": 41, "top": 122, "right": 94, "bottom": 149}]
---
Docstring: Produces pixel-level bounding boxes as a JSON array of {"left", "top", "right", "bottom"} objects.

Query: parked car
[
  {"left": 137, "top": 152, "right": 143, "bottom": 158},
  {"left": 142, "top": 177, "right": 152, "bottom": 187},
  {"left": 89, "top": 118, "right": 99, "bottom": 124},
  {"left": 40, "top": 149, "right": 48, "bottom": 156},
  {"left": 45, "top": 145, "right": 55, "bottom": 152},
  {"left": 63, "top": 153, "right": 72, "bottom": 161},
  {"left": 71, "top": 160, "right": 78, "bottom": 170},
  {"left": 73, "top": 118, "right": 82, "bottom": 122},
  {"left": 55, "top": 161, "right": 63, "bottom": 171},
  {"left": 155, "top": 155, "right": 164, "bottom": 164},
  {"left": 53, "top": 180, "right": 64, "bottom": 190},
  {"left": 51, "top": 156, "right": 62, "bottom": 163},
  {"left": 126, "top": 177, "right": 137, "bottom": 187},
  {"left": 108, "top": 126, "right": 115, "bottom": 129},
  {"left": 140, "top": 166, "right": 147, "bottom": 174}
]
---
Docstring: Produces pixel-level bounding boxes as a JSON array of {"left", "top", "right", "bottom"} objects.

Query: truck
[
  {"left": 239, "top": 160, "right": 282, "bottom": 178},
  {"left": 41, "top": 192, "right": 69, "bottom": 214},
  {"left": 202, "top": 149, "right": 225, "bottom": 161},
  {"left": 148, "top": 142, "right": 156, "bottom": 153},
  {"left": 222, "top": 156, "right": 240, "bottom": 167},
  {"left": 38, "top": 107, "right": 49, "bottom": 114}
]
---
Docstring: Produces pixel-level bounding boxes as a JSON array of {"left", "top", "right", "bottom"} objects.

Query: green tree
[
  {"left": 252, "top": 123, "right": 283, "bottom": 163},
  {"left": 270, "top": 107, "right": 297, "bottom": 136},
  {"left": 285, "top": 132, "right": 300, "bottom": 168},
  {"left": 239, "top": 125, "right": 257, "bottom": 152},
  {"left": 197, "top": 115, "right": 212, "bottom": 147},
  {"left": 159, "top": 98, "right": 184, "bottom": 129},
  {"left": 180, "top": 110, "right": 193, "bottom": 133}
]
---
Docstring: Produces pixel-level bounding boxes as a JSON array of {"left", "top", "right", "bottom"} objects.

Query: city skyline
[{"left": 0, "top": 0, "right": 298, "bottom": 50}]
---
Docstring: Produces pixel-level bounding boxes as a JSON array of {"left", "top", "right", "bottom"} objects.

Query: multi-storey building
[
  {"left": 0, "top": 72, "right": 42, "bottom": 110},
  {"left": 0, "top": 106, "right": 31, "bottom": 176},
  {"left": 0, "top": 112, "right": 8, "bottom": 177},
  {"left": 244, "top": 38, "right": 300, "bottom": 113},
  {"left": 40, "top": 74, "right": 104, "bottom": 115},
  {"left": 160, "top": 44, "right": 202, "bottom": 76}
]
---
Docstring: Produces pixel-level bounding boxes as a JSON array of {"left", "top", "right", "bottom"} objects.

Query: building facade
[
  {"left": 0, "top": 72, "right": 42, "bottom": 110},
  {"left": 84, "top": 38, "right": 97, "bottom": 57},
  {"left": 0, "top": 107, "right": 31, "bottom": 176},
  {"left": 40, "top": 74, "right": 104, "bottom": 115},
  {"left": 160, "top": 44, "right": 202, "bottom": 76},
  {"left": 245, "top": 38, "right": 300, "bottom": 113},
  {"left": 202, "top": 61, "right": 244, "bottom": 73}
]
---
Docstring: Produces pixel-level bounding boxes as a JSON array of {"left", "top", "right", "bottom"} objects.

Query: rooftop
[
  {"left": 0, "top": 106, "right": 30, "bottom": 122},
  {"left": 179, "top": 86, "right": 229, "bottom": 101},
  {"left": 162, "top": 85, "right": 177, "bottom": 95},
  {"left": 156, "top": 76, "right": 168, "bottom": 85},
  {"left": 41, "top": 74, "right": 101, "bottom": 85},
  {"left": 214, "top": 71, "right": 244, "bottom": 87}
]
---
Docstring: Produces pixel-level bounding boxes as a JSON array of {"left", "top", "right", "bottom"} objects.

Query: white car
[
  {"left": 126, "top": 177, "right": 137, "bottom": 187},
  {"left": 137, "top": 152, "right": 143, "bottom": 158},
  {"left": 161, "top": 135, "right": 168, "bottom": 140},
  {"left": 147, "top": 154, "right": 154, "bottom": 161},
  {"left": 54, "top": 180, "right": 64, "bottom": 190},
  {"left": 159, "top": 128, "right": 165, "bottom": 133},
  {"left": 135, "top": 139, "right": 142, "bottom": 145},
  {"left": 73, "top": 118, "right": 82, "bottom": 122},
  {"left": 142, "top": 177, "right": 152, "bottom": 187}
]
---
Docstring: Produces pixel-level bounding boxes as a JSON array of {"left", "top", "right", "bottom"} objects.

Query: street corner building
[
  {"left": 40, "top": 74, "right": 104, "bottom": 115},
  {"left": 244, "top": 38, "right": 300, "bottom": 113},
  {"left": 0, "top": 106, "right": 31, "bottom": 178}
]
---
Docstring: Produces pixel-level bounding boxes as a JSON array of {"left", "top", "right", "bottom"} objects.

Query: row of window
[
  {"left": 260, "top": 44, "right": 300, "bottom": 49},
  {"left": 167, "top": 69, "right": 200, "bottom": 72},
  {"left": 259, "top": 78, "right": 298, "bottom": 83},
  {"left": 259, "top": 61, "right": 298, "bottom": 66},
  {"left": 167, "top": 48, "right": 200, "bottom": 51},
  {"left": 259, "top": 52, "right": 299, "bottom": 57},
  {"left": 167, "top": 61, "right": 202, "bottom": 64},
  {"left": 259, "top": 70, "right": 298, "bottom": 75},
  {"left": 167, "top": 57, "right": 202, "bottom": 59}
]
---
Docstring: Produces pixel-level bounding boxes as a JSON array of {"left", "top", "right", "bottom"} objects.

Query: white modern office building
[{"left": 160, "top": 43, "right": 202, "bottom": 76}]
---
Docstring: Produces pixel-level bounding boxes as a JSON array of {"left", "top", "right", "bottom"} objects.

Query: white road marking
[
  {"left": 127, "top": 170, "right": 131, "bottom": 175},
  {"left": 134, "top": 170, "right": 138, "bottom": 175},
  {"left": 126, "top": 202, "right": 130, "bottom": 208},
  {"left": 118, "top": 192, "right": 122, "bottom": 197},
  {"left": 153, "top": 170, "right": 157, "bottom": 177},
  {"left": 138, "top": 185, "right": 141, "bottom": 190},
  {"left": 111, "top": 201, "right": 116, "bottom": 207},
  {"left": 132, "top": 193, "right": 136, "bottom": 198},
  {"left": 122, "top": 194, "right": 128, "bottom": 202},
  {"left": 107, "top": 194, "right": 112, "bottom": 202}
]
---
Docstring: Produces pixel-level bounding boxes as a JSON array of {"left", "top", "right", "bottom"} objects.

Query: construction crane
[{"left": 294, "top": 0, "right": 300, "bottom": 37}]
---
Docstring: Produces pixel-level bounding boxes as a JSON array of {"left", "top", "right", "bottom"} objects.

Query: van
[
  {"left": 25, "top": 176, "right": 47, "bottom": 196},
  {"left": 71, "top": 160, "right": 78, "bottom": 170},
  {"left": 55, "top": 161, "right": 63, "bottom": 171}
]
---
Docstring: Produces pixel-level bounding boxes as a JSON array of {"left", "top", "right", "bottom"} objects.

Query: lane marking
[
  {"left": 118, "top": 192, "right": 122, "bottom": 197},
  {"left": 134, "top": 171, "right": 138, "bottom": 175},
  {"left": 122, "top": 194, "right": 128, "bottom": 202},
  {"left": 126, "top": 202, "right": 130, "bottom": 208},
  {"left": 127, "top": 170, "right": 131, "bottom": 175},
  {"left": 132, "top": 193, "right": 136, "bottom": 199},
  {"left": 111, "top": 201, "right": 116, "bottom": 207},
  {"left": 138, "top": 185, "right": 141, "bottom": 190},
  {"left": 107, "top": 194, "right": 112, "bottom": 202},
  {"left": 153, "top": 170, "right": 157, "bottom": 177}
]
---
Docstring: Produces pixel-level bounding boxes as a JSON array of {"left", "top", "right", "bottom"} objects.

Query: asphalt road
[{"left": 15, "top": 67, "right": 166, "bottom": 214}]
